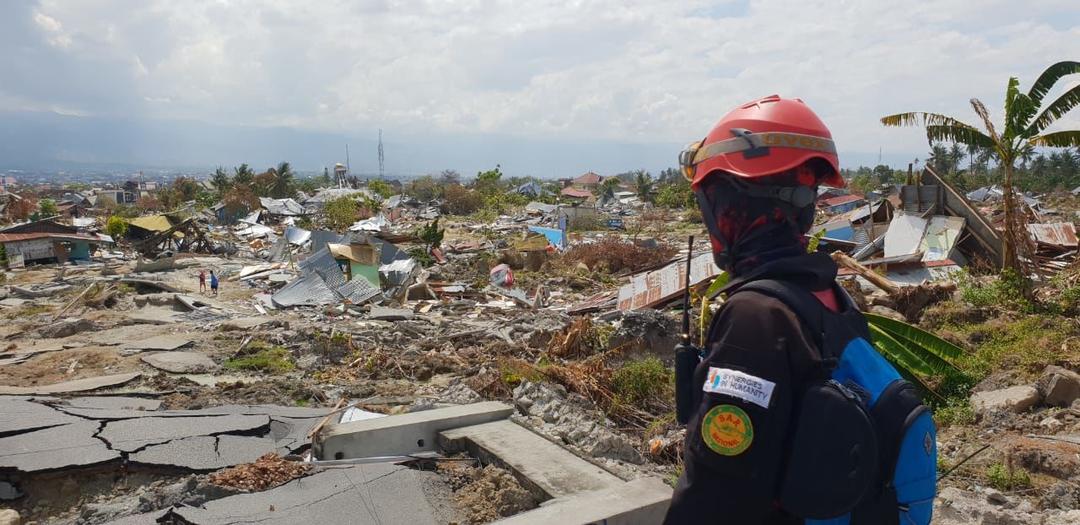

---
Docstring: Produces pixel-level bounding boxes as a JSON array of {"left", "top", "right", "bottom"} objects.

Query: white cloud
[{"left": 4, "top": 0, "right": 1080, "bottom": 165}]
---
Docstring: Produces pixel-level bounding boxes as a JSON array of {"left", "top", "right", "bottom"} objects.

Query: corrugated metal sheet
[
  {"left": 1027, "top": 222, "right": 1079, "bottom": 248},
  {"left": 285, "top": 226, "right": 311, "bottom": 245},
  {"left": 271, "top": 274, "right": 339, "bottom": 307},
  {"left": 273, "top": 247, "right": 384, "bottom": 307}
]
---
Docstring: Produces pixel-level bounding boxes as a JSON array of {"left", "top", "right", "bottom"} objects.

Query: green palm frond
[
  {"left": 1031, "top": 131, "right": 1080, "bottom": 148},
  {"left": 925, "top": 125, "right": 995, "bottom": 148},
  {"left": 1027, "top": 61, "right": 1080, "bottom": 104},
  {"left": 865, "top": 313, "right": 965, "bottom": 377},
  {"left": 1027, "top": 84, "right": 1080, "bottom": 135},
  {"left": 867, "top": 323, "right": 940, "bottom": 376},
  {"left": 1004, "top": 77, "right": 1040, "bottom": 138},
  {"left": 704, "top": 271, "right": 730, "bottom": 298},
  {"left": 880, "top": 112, "right": 977, "bottom": 129}
]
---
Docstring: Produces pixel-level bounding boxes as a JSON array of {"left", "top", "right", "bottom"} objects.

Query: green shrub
[
  {"left": 323, "top": 195, "right": 360, "bottom": 231},
  {"left": 224, "top": 345, "right": 295, "bottom": 374},
  {"left": 934, "top": 396, "right": 975, "bottom": 427},
  {"left": 986, "top": 463, "right": 1031, "bottom": 491},
  {"left": 612, "top": 357, "right": 673, "bottom": 406},
  {"left": 105, "top": 216, "right": 128, "bottom": 239},
  {"left": 366, "top": 179, "right": 395, "bottom": 199},
  {"left": 958, "top": 269, "right": 1032, "bottom": 312}
]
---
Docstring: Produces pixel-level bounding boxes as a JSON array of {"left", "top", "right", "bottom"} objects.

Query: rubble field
[{"left": 1, "top": 171, "right": 1080, "bottom": 523}]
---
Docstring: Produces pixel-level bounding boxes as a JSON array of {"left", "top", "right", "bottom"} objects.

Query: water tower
[{"left": 333, "top": 163, "right": 348, "bottom": 188}]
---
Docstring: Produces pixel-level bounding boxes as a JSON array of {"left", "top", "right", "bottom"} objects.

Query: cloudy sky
[{"left": 2, "top": 0, "right": 1080, "bottom": 175}]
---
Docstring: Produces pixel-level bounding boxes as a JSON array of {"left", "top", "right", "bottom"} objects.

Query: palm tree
[
  {"left": 271, "top": 162, "right": 295, "bottom": 199},
  {"left": 634, "top": 170, "right": 654, "bottom": 204},
  {"left": 948, "top": 143, "right": 966, "bottom": 175},
  {"left": 882, "top": 61, "right": 1080, "bottom": 277},
  {"left": 927, "top": 143, "right": 951, "bottom": 175},
  {"left": 233, "top": 164, "right": 255, "bottom": 186},
  {"left": 210, "top": 167, "right": 231, "bottom": 196}
]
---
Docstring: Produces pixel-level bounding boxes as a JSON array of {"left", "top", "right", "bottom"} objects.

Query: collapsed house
[{"left": 0, "top": 219, "right": 113, "bottom": 267}]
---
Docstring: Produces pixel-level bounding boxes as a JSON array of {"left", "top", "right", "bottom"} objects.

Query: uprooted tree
[{"left": 881, "top": 60, "right": 1080, "bottom": 284}]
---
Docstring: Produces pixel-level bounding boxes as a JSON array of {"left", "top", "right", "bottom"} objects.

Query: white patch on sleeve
[{"left": 703, "top": 367, "right": 776, "bottom": 408}]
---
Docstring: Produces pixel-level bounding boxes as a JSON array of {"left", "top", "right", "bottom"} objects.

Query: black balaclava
[{"left": 695, "top": 164, "right": 819, "bottom": 276}]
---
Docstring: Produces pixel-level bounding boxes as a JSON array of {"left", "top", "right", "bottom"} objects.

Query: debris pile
[{"left": 207, "top": 453, "right": 311, "bottom": 492}]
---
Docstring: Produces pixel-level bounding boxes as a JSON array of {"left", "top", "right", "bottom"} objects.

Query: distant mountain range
[{"left": 0, "top": 110, "right": 916, "bottom": 177}]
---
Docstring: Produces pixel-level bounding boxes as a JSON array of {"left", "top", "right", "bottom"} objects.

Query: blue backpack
[{"left": 732, "top": 279, "right": 937, "bottom": 525}]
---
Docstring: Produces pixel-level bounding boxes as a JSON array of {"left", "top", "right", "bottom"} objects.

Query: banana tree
[
  {"left": 881, "top": 61, "right": 1080, "bottom": 279},
  {"left": 865, "top": 313, "right": 965, "bottom": 400}
]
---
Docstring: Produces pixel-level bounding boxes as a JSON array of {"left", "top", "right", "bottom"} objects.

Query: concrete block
[
  {"left": 315, "top": 401, "right": 512, "bottom": 460},
  {"left": 492, "top": 477, "right": 672, "bottom": 525},
  {"left": 439, "top": 420, "right": 623, "bottom": 500}
]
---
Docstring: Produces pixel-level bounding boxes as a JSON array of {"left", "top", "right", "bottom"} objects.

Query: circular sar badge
[{"left": 701, "top": 404, "right": 754, "bottom": 456}]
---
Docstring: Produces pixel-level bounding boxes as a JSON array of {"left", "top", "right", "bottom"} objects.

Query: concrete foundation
[
  {"left": 439, "top": 419, "right": 623, "bottom": 500},
  {"left": 314, "top": 401, "right": 513, "bottom": 460},
  {"left": 491, "top": 477, "right": 672, "bottom": 524}
]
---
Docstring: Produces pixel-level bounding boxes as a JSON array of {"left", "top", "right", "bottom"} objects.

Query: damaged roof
[{"left": 1028, "top": 222, "right": 1079, "bottom": 248}]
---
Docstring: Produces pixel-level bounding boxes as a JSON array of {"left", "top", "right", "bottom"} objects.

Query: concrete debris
[
  {"left": 1037, "top": 365, "right": 1080, "bottom": 408},
  {"left": 141, "top": 351, "right": 218, "bottom": 373},
  {"left": 0, "top": 509, "right": 19, "bottom": 525},
  {"left": 513, "top": 381, "right": 643, "bottom": 464},
  {"left": 933, "top": 486, "right": 1080, "bottom": 525},
  {"left": 971, "top": 385, "right": 1041, "bottom": 416},
  {"left": 120, "top": 334, "right": 194, "bottom": 355},
  {"left": 369, "top": 306, "right": 414, "bottom": 321},
  {"left": 36, "top": 317, "right": 97, "bottom": 338},
  {"left": 0, "top": 372, "right": 142, "bottom": 395}
]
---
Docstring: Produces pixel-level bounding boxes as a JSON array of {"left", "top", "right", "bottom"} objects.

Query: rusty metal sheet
[
  {"left": 617, "top": 253, "right": 720, "bottom": 311},
  {"left": 1027, "top": 222, "right": 1078, "bottom": 248}
]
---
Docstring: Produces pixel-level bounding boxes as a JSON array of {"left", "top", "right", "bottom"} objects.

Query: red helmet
[{"left": 680, "top": 95, "right": 843, "bottom": 188}]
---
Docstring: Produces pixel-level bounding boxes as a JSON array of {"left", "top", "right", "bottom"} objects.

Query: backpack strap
[{"left": 729, "top": 279, "right": 829, "bottom": 360}]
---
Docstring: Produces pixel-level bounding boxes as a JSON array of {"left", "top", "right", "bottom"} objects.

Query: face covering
[{"left": 694, "top": 167, "right": 818, "bottom": 275}]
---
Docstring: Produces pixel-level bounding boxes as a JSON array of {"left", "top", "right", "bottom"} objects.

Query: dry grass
[
  {"left": 207, "top": 453, "right": 311, "bottom": 492},
  {"left": 561, "top": 237, "right": 676, "bottom": 274}
]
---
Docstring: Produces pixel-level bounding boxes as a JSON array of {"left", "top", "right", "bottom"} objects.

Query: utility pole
[
  {"left": 378, "top": 129, "right": 385, "bottom": 179},
  {"left": 344, "top": 144, "right": 351, "bottom": 189}
]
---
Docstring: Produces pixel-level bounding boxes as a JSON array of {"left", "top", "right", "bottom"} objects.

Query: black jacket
[{"left": 664, "top": 252, "right": 838, "bottom": 524}]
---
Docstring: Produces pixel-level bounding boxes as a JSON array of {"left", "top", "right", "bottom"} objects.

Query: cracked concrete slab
[
  {"left": 0, "top": 354, "right": 31, "bottom": 366},
  {"left": 0, "top": 396, "right": 81, "bottom": 435},
  {"left": 53, "top": 404, "right": 331, "bottom": 421},
  {"left": 269, "top": 417, "right": 320, "bottom": 454},
  {"left": 63, "top": 396, "right": 162, "bottom": 411},
  {"left": 99, "top": 414, "right": 270, "bottom": 452},
  {"left": 0, "top": 341, "right": 68, "bottom": 356},
  {"left": 141, "top": 351, "right": 218, "bottom": 373},
  {"left": 0, "top": 420, "right": 120, "bottom": 472},
  {"left": 98, "top": 512, "right": 163, "bottom": 525},
  {"left": 171, "top": 464, "right": 443, "bottom": 525},
  {"left": 120, "top": 334, "right": 194, "bottom": 355},
  {"left": 131, "top": 435, "right": 276, "bottom": 470},
  {"left": 0, "top": 372, "right": 141, "bottom": 395}
]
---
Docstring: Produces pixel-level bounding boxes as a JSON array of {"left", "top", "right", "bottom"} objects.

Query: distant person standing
[
  {"left": 209, "top": 270, "right": 219, "bottom": 296},
  {"left": 198, "top": 270, "right": 207, "bottom": 294}
]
